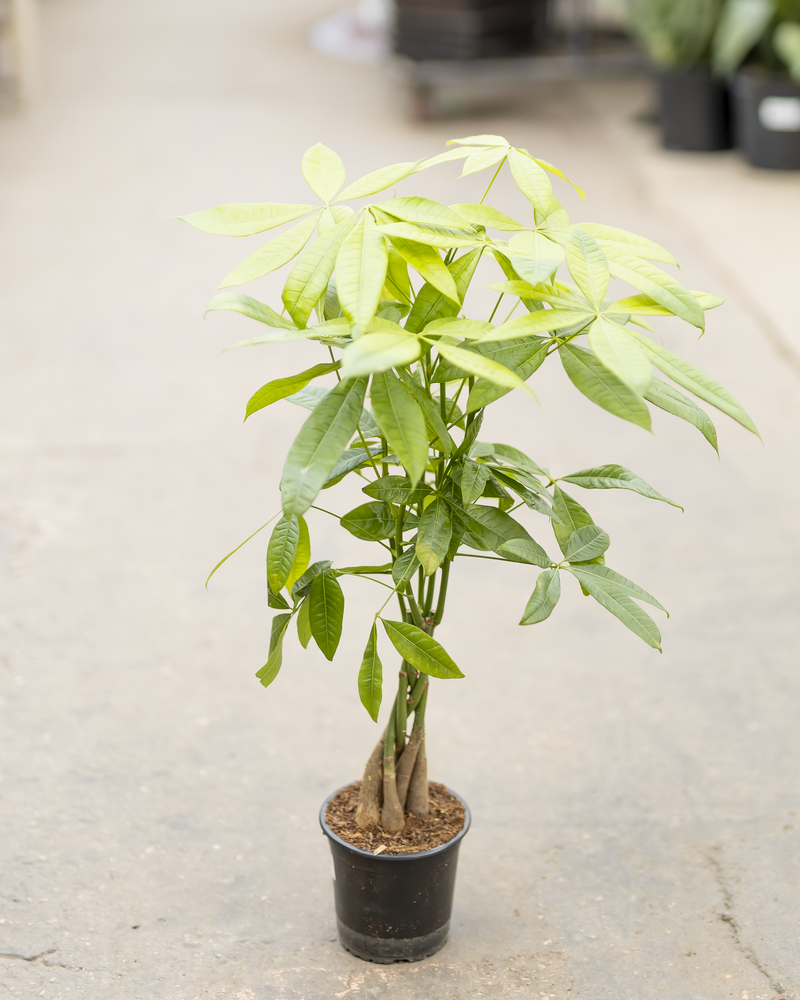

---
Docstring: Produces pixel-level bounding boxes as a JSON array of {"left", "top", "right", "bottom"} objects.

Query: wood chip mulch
[{"left": 324, "top": 780, "right": 466, "bottom": 855}]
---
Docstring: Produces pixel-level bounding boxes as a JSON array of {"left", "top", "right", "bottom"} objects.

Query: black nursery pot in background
[
  {"left": 657, "top": 69, "right": 733, "bottom": 151},
  {"left": 734, "top": 68, "right": 800, "bottom": 169},
  {"left": 320, "top": 789, "right": 471, "bottom": 964}
]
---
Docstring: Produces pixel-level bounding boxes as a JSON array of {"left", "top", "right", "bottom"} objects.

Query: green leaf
[
  {"left": 378, "top": 196, "right": 469, "bottom": 230},
  {"left": 281, "top": 376, "right": 368, "bottom": 517},
  {"left": 380, "top": 619, "right": 464, "bottom": 679},
  {"left": 520, "top": 568, "right": 561, "bottom": 625},
  {"left": 256, "top": 613, "right": 292, "bottom": 688},
  {"left": 626, "top": 329, "right": 759, "bottom": 436},
  {"left": 566, "top": 227, "right": 610, "bottom": 307},
  {"left": 460, "top": 503, "right": 550, "bottom": 567},
  {"left": 395, "top": 369, "right": 455, "bottom": 456},
  {"left": 386, "top": 237, "right": 459, "bottom": 304},
  {"left": 358, "top": 623, "right": 383, "bottom": 722},
  {"left": 377, "top": 221, "right": 478, "bottom": 250},
  {"left": 712, "top": 0, "right": 773, "bottom": 76},
  {"left": 466, "top": 337, "right": 549, "bottom": 412},
  {"left": 415, "top": 498, "right": 452, "bottom": 576},
  {"left": 292, "top": 559, "right": 332, "bottom": 600},
  {"left": 309, "top": 570, "right": 345, "bottom": 661},
  {"left": 297, "top": 597, "right": 312, "bottom": 649},
  {"left": 267, "top": 515, "right": 301, "bottom": 594},
  {"left": 565, "top": 525, "right": 610, "bottom": 563},
  {"left": 323, "top": 445, "right": 384, "bottom": 487},
  {"left": 450, "top": 203, "right": 525, "bottom": 230},
  {"left": 551, "top": 486, "right": 595, "bottom": 558},
  {"left": 302, "top": 143, "right": 346, "bottom": 203},
  {"left": 461, "top": 460, "right": 492, "bottom": 504},
  {"left": 319, "top": 205, "right": 355, "bottom": 239},
  {"left": 579, "top": 223, "right": 677, "bottom": 267},
  {"left": 508, "top": 148, "right": 555, "bottom": 213},
  {"left": 404, "top": 247, "right": 482, "bottom": 333},
  {"left": 490, "top": 443, "right": 548, "bottom": 477},
  {"left": 204, "top": 292, "right": 298, "bottom": 330},
  {"left": 218, "top": 214, "right": 320, "bottom": 288},
  {"left": 605, "top": 250, "right": 704, "bottom": 330},
  {"left": 335, "top": 563, "right": 393, "bottom": 576},
  {"left": 267, "top": 589, "right": 291, "bottom": 610},
  {"left": 644, "top": 377, "right": 719, "bottom": 453},
  {"left": 282, "top": 216, "right": 358, "bottom": 328},
  {"left": 392, "top": 548, "right": 421, "bottom": 589},
  {"left": 481, "top": 308, "right": 592, "bottom": 343},
  {"left": 342, "top": 332, "right": 422, "bottom": 378},
  {"left": 336, "top": 214, "right": 389, "bottom": 334},
  {"left": 491, "top": 468, "right": 556, "bottom": 519},
  {"left": 567, "top": 565, "right": 666, "bottom": 650},
  {"left": 434, "top": 342, "right": 531, "bottom": 394},
  {"left": 507, "top": 231, "right": 566, "bottom": 286},
  {"left": 460, "top": 146, "right": 508, "bottom": 176},
  {"left": 178, "top": 202, "right": 316, "bottom": 236},
  {"left": 384, "top": 247, "right": 412, "bottom": 305},
  {"left": 285, "top": 516, "right": 310, "bottom": 594},
  {"left": 370, "top": 372, "right": 429, "bottom": 487},
  {"left": 497, "top": 537, "right": 552, "bottom": 567},
  {"left": 559, "top": 343, "right": 652, "bottom": 430},
  {"left": 245, "top": 363, "right": 340, "bottom": 421},
  {"left": 587, "top": 316, "right": 652, "bottom": 396},
  {"left": 205, "top": 516, "right": 277, "bottom": 588},
  {"left": 363, "top": 475, "right": 432, "bottom": 504},
  {"left": 447, "top": 133, "right": 509, "bottom": 146},
  {"left": 337, "top": 161, "right": 420, "bottom": 202},
  {"left": 560, "top": 464, "right": 681, "bottom": 509},
  {"left": 340, "top": 501, "right": 396, "bottom": 541}
]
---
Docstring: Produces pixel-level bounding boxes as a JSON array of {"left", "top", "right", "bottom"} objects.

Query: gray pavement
[{"left": 1, "top": 1, "right": 800, "bottom": 998}]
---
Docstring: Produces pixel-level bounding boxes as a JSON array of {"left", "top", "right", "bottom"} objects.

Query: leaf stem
[
  {"left": 433, "top": 559, "right": 451, "bottom": 625},
  {"left": 488, "top": 293, "right": 504, "bottom": 324},
  {"left": 478, "top": 157, "right": 507, "bottom": 205}
]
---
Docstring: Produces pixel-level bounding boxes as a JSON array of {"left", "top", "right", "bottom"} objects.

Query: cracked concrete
[{"left": 2, "top": 0, "right": 800, "bottom": 997}]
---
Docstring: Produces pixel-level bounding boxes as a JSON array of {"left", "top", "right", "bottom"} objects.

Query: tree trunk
[
  {"left": 355, "top": 736, "right": 384, "bottom": 830},
  {"left": 395, "top": 718, "right": 423, "bottom": 809},
  {"left": 406, "top": 732, "right": 429, "bottom": 817}
]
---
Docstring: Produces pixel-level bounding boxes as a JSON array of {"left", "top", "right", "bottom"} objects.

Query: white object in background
[
  {"left": 309, "top": 0, "right": 390, "bottom": 66},
  {"left": 0, "top": 0, "right": 40, "bottom": 101},
  {"left": 758, "top": 96, "right": 800, "bottom": 132}
]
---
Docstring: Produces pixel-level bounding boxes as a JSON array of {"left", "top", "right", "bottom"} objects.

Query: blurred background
[{"left": 1, "top": 1, "right": 800, "bottom": 999}]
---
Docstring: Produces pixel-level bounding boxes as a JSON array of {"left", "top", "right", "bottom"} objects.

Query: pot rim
[{"left": 319, "top": 784, "right": 471, "bottom": 861}]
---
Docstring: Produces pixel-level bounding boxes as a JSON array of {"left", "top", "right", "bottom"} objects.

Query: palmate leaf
[
  {"left": 416, "top": 498, "right": 453, "bottom": 576},
  {"left": 395, "top": 369, "right": 454, "bottom": 456},
  {"left": 363, "top": 475, "right": 432, "bottom": 504},
  {"left": 178, "top": 202, "right": 316, "bottom": 236},
  {"left": 205, "top": 292, "right": 298, "bottom": 330},
  {"left": 481, "top": 308, "right": 592, "bottom": 343},
  {"left": 219, "top": 214, "right": 321, "bottom": 288},
  {"left": 281, "top": 376, "right": 368, "bottom": 517},
  {"left": 336, "top": 213, "right": 388, "bottom": 334},
  {"left": 377, "top": 221, "right": 478, "bottom": 250},
  {"left": 579, "top": 223, "right": 678, "bottom": 267},
  {"left": 605, "top": 250, "right": 704, "bottom": 330},
  {"left": 380, "top": 619, "right": 464, "bottom": 679},
  {"left": 392, "top": 548, "right": 421, "bottom": 589},
  {"left": 297, "top": 597, "right": 312, "bottom": 649},
  {"left": 551, "top": 486, "right": 597, "bottom": 558},
  {"left": 508, "top": 231, "right": 566, "bottom": 287},
  {"left": 286, "top": 516, "right": 310, "bottom": 594},
  {"left": 644, "top": 377, "right": 719, "bottom": 453},
  {"left": 559, "top": 343, "right": 652, "bottom": 430},
  {"left": 256, "top": 613, "right": 292, "bottom": 688},
  {"left": 460, "top": 460, "right": 492, "bottom": 504},
  {"left": 302, "top": 143, "right": 346, "bottom": 203},
  {"left": 323, "top": 445, "right": 384, "bottom": 488},
  {"left": 378, "top": 196, "right": 469, "bottom": 230},
  {"left": 587, "top": 316, "right": 652, "bottom": 396},
  {"left": 467, "top": 337, "right": 549, "bottom": 412},
  {"left": 566, "top": 227, "right": 610, "bottom": 307},
  {"left": 282, "top": 216, "right": 358, "bottom": 328},
  {"left": 451, "top": 203, "right": 525, "bottom": 230},
  {"left": 520, "top": 568, "right": 561, "bottom": 625},
  {"left": 490, "top": 468, "right": 555, "bottom": 519},
  {"left": 456, "top": 502, "right": 550, "bottom": 567},
  {"left": 341, "top": 332, "right": 422, "bottom": 378},
  {"left": 567, "top": 566, "right": 663, "bottom": 651},
  {"left": 388, "top": 237, "right": 460, "bottom": 304},
  {"left": 565, "top": 524, "right": 610, "bottom": 563},
  {"left": 318, "top": 205, "right": 355, "bottom": 239},
  {"left": 560, "top": 464, "right": 681, "bottom": 509},
  {"left": 461, "top": 145, "right": 508, "bottom": 176},
  {"left": 358, "top": 623, "right": 383, "bottom": 722},
  {"left": 507, "top": 148, "right": 555, "bottom": 213},
  {"left": 291, "top": 559, "right": 332, "bottom": 601},
  {"left": 384, "top": 248, "right": 412, "bottom": 306},
  {"left": 267, "top": 514, "right": 301, "bottom": 594},
  {"left": 340, "top": 501, "right": 396, "bottom": 542},
  {"left": 337, "top": 161, "right": 420, "bottom": 202},
  {"left": 370, "top": 372, "right": 428, "bottom": 487},
  {"left": 405, "top": 247, "right": 482, "bottom": 333},
  {"left": 434, "top": 342, "right": 532, "bottom": 395},
  {"left": 626, "top": 328, "right": 759, "bottom": 436},
  {"left": 309, "top": 570, "right": 345, "bottom": 661},
  {"left": 245, "top": 362, "right": 339, "bottom": 421}
]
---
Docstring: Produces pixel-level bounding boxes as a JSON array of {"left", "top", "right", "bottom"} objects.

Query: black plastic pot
[
  {"left": 734, "top": 68, "right": 800, "bottom": 169},
  {"left": 656, "top": 69, "right": 732, "bottom": 152},
  {"left": 319, "top": 787, "right": 471, "bottom": 964}
]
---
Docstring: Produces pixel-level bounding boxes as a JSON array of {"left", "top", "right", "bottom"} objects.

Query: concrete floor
[{"left": 1, "top": 1, "right": 800, "bottom": 998}]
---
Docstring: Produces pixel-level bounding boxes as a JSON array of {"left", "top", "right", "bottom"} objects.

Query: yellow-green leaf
[
  {"left": 219, "top": 214, "right": 320, "bottom": 288},
  {"left": 370, "top": 371, "right": 429, "bottom": 486},
  {"left": 587, "top": 316, "right": 652, "bottom": 396},
  {"left": 566, "top": 227, "right": 610, "bottom": 307},
  {"left": 337, "top": 161, "right": 420, "bottom": 202},
  {"left": 336, "top": 213, "right": 389, "bottom": 334},
  {"left": 342, "top": 332, "right": 423, "bottom": 378},
  {"left": 178, "top": 202, "right": 316, "bottom": 236},
  {"left": 282, "top": 215, "right": 358, "bottom": 328},
  {"left": 302, "top": 143, "right": 346, "bottom": 203},
  {"left": 387, "top": 237, "right": 459, "bottom": 303}
]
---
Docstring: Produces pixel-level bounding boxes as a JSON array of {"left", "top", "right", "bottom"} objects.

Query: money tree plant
[{"left": 181, "top": 134, "right": 757, "bottom": 835}]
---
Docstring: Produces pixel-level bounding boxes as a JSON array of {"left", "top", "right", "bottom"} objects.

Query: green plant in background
[
  {"left": 180, "top": 135, "right": 757, "bottom": 835},
  {"left": 614, "top": 0, "right": 722, "bottom": 68},
  {"left": 713, "top": 0, "right": 800, "bottom": 78}
]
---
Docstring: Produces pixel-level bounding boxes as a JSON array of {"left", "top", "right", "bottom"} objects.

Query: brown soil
[{"left": 325, "top": 780, "right": 465, "bottom": 855}]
